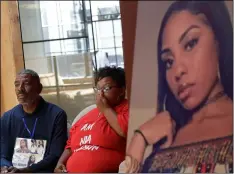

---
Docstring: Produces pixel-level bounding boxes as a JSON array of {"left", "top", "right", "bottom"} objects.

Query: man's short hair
[{"left": 18, "top": 69, "right": 40, "bottom": 83}]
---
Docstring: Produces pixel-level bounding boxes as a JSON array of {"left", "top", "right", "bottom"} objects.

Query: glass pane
[
  {"left": 87, "top": 23, "right": 98, "bottom": 50},
  {"left": 90, "top": 1, "right": 120, "bottom": 21},
  {"left": 41, "top": 26, "right": 60, "bottom": 41},
  {"left": 18, "top": 1, "right": 46, "bottom": 42},
  {"left": 94, "top": 49, "right": 112, "bottom": 69},
  {"left": 95, "top": 21, "right": 115, "bottom": 48},
  {"left": 62, "top": 24, "right": 85, "bottom": 38},
  {"left": 24, "top": 56, "right": 57, "bottom": 87},
  {"left": 96, "top": 48, "right": 119, "bottom": 68},
  {"left": 19, "top": 1, "right": 86, "bottom": 42},
  {"left": 116, "top": 48, "right": 124, "bottom": 68},
  {"left": 113, "top": 19, "right": 122, "bottom": 36},
  {"left": 23, "top": 39, "right": 87, "bottom": 57},
  {"left": 23, "top": 39, "right": 93, "bottom": 84},
  {"left": 55, "top": 52, "right": 93, "bottom": 79},
  {"left": 99, "top": 37, "right": 115, "bottom": 48},
  {"left": 115, "top": 36, "right": 122, "bottom": 47},
  {"left": 25, "top": 52, "right": 94, "bottom": 86},
  {"left": 63, "top": 39, "right": 87, "bottom": 53},
  {"left": 41, "top": 86, "right": 96, "bottom": 126},
  {"left": 89, "top": 49, "right": 97, "bottom": 71},
  {"left": 96, "top": 21, "right": 114, "bottom": 37}
]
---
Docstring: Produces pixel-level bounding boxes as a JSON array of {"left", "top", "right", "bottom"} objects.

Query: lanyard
[{"left": 22, "top": 117, "right": 38, "bottom": 139}]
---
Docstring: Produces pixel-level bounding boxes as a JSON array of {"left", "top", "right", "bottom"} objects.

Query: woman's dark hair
[
  {"left": 38, "top": 140, "right": 44, "bottom": 148},
  {"left": 27, "top": 155, "right": 35, "bottom": 166},
  {"left": 31, "top": 139, "right": 37, "bottom": 147},
  {"left": 94, "top": 66, "right": 126, "bottom": 88},
  {"left": 157, "top": 1, "right": 233, "bottom": 129}
]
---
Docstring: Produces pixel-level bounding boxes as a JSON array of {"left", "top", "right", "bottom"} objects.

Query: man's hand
[
  {"left": 6, "top": 167, "right": 31, "bottom": 173},
  {"left": 96, "top": 91, "right": 111, "bottom": 113},
  {"left": 6, "top": 166, "right": 20, "bottom": 173},
  {"left": 54, "top": 164, "right": 67, "bottom": 173},
  {"left": 1, "top": 166, "right": 9, "bottom": 173},
  {"left": 139, "top": 111, "right": 176, "bottom": 148}
]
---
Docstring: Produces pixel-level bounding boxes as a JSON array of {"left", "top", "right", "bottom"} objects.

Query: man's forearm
[
  {"left": 103, "top": 108, "right": 125, "bottom": 137},
  {"left": 19, "top": 167, "right": 32, "bottom": 173}
]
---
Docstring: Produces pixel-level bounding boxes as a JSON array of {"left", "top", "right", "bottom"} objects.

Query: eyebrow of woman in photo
[
  {"left": 157, "top": 0, "right": 233, "bottom": 129},
  {"left": 160, "top": 24, "right": 200, "bottom": 57}
]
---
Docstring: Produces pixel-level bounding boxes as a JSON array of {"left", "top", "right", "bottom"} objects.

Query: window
[{"left": 18, "top": 0, "right": 124, "bottom": 126}]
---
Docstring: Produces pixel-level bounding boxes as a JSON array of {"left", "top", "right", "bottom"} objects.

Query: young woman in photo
[{"left": 126, "top": 1, "right": 233, "bottom": 173}]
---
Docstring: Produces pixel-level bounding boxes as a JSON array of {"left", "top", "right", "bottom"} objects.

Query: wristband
[{"left": 134, "top": 129, "right": 149, "bottom": 146}]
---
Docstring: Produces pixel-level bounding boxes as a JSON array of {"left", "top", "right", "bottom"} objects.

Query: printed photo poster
[
  {"left": 124, "top": 1, "right": 233, "bottom": 173},
  {"left": 12, "top": 138, "right": 47, "bottom": 168}
]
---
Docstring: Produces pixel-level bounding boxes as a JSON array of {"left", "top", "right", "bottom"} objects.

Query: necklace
[
  {"left": 195, "top": 91, "right": 227, "bottom": 123},
  {"left": 204, "top": 91, "right": 226, "bottom": 106}
]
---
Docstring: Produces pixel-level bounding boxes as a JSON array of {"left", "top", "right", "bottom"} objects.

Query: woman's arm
[
  {"left": 96, "top": 92, "right": 127, "bottom": 138},
  {"left": 127, "top": 133, "right": 146, "bottom": 163},
  {"left": 54, "top": 148, "right": 72, "bottom": 173},
  {"left": 125, "top": 111, "right": 176, "bottom": 171},
  {"left": 103, "top": 108, "right": 126, "bottom": 137}
]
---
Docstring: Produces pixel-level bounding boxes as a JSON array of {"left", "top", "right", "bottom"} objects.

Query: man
[{"left": 1, "top": 69, "right": 68, "bottom": 173}]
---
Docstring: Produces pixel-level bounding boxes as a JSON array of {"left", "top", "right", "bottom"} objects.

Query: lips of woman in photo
[{"left": 177, "top": 82, "right": 195, "bottom": 103}]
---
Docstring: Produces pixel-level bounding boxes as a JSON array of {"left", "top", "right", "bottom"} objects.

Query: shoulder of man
[
  {"left": 43, "top": 98, "right": 65, "bottom": 112},
  {"left": 1, "top": 104, "right": 22, "bottom": 120},
  {"left": 42, "top": 98, "right": 67, "bottom": 119}
]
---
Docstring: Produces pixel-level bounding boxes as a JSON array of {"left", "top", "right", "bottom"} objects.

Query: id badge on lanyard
[
  {"left": 12, "top": 118, "right": 48, "bottom": 169},
  {"left": 12, "top": 138, "right": 47, "bottom": 168}
]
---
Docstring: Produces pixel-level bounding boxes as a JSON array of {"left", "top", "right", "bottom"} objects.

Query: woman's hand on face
[
  {"left": 96, "top": 91, "right": 111, "bottom": 113},
  {"left": 139, "top": 111, "right": 176, "bottom": 148},
  {"left": 54, "top": 164, "right": 67, "bottom": 173}
]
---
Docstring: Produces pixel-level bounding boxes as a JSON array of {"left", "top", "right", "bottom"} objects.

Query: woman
[
  {"left": 16, "top": 139, "right": 31, "bottom": 153},
  {"left": 37, "top": 140, "right": 45, "bottom": 155},
  {"left": 125, "top": 1, "right": 233, "bottom": 173},
  {"left": 27, "top": 155, "right": 36, "bottom": 167},
  {"left": 30, "top": 139, "right": 38, "bottom": 154},
  {"left": 54, "top": 66, "right": 129, "bottom": 173}
]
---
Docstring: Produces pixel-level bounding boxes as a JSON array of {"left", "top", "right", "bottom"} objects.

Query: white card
[{"left": 12, "top": 138, "right": 47, "bottom": 168}]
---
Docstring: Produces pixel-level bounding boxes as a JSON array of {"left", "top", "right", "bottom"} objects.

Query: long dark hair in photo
[
  {"left": 27, "top": 155, "right": 36, "bottom": 166},
  {"left": 157, "top": 0, "right": 233, "bottom": 130},
  {"left": 31, "top": 139, "right": 37, "bottom": 147},
  {"left": 38, "top": 140, "right": 44, "bottom": 148}
]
